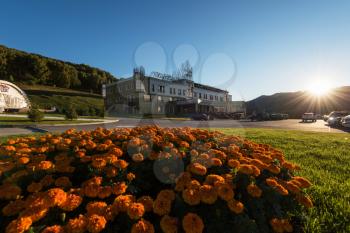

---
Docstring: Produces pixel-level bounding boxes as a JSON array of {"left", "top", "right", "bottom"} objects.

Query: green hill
[
  {"left": 247, "top": 86, "right": 350, "bottom": 118},
  {"left": 0, "top": 44, "right": 117, "bottom": 94},
  {"left": 17, "top": 84, "right": 104, "bottom": 116}
]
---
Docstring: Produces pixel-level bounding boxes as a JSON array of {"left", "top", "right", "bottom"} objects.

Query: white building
[
  {"left": 0, "top": 80, "right": 30, "bottom": 113},
  {"left": 105, "top": 70, "right": 245, "bottom": 116}
]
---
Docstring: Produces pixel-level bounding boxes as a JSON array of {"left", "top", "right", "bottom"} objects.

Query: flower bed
[{"left": 0, "top": 126, "right": 313, "bottom": 233}]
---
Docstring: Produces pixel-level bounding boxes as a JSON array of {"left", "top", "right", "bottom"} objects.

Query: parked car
[
  {"left": 341, "top": 115, "right": 350, "bottom": 128},
  {"left": 190, "top": 113, "right": 211, "bottom": 121},
  {"left": 302, "top": 113, "right": 317, "bottom": 122},
  {"left": 249, "top": 112, "right": 270, "bottom": 121},
  {"left": 327, "top": 111, "right": 349, "bottom": 126}
]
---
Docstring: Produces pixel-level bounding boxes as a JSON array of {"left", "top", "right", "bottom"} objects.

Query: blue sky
[{"left": 1, "top": 0, "right": 350, "bottom": 100}]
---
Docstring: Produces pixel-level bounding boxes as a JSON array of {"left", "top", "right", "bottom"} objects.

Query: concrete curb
[
  {"left": 0, "top": 120, "right": 119, "bottom": 129},
  {"left": 35, "top": 119, "right": 119, "bottom": 127}
]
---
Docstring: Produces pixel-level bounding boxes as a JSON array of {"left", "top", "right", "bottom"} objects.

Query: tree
[
  {"left": 27, "top": 105, "right": 44, "bottom": 122},
  {"left": 64, "top": 104, "right": 78, "bottom": 120}
]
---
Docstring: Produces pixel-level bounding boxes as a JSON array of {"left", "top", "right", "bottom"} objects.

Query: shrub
[
  {"left": 27, "top": 105, "right": 44, "bottom": 122},
  {"left": 64, "top": 104, "right": 78, "bottom": 120},
  {"left": 0, "top": 127, "right": 313, "bottom": 233}
]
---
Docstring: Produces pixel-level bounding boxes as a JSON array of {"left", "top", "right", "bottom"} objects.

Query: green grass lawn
[
  {"left": 0, "top": 128, "right": 348, "bottom": 232},
  {"left": 0, "top": 116, "right": 99, "bottom": 125},
  {"left": 214, "top": 128, "right": 350, "bottom": 233}
]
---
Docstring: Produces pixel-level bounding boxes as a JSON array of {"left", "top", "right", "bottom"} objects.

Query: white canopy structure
[{"left": 0, "top": 80, "right": 30, "bottom": 112}]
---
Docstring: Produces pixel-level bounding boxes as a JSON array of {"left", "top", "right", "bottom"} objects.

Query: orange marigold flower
[
  {"left": 112, "top": 182, "right": 127, "bottom": 195},
  {"left": 227, "top": 159, "right": 240, "bottom": 168},
  {"left": 266, "top": 178, "right": 278, "bottom": 187},
  {"left": 199, "top": 185, "right": 217, "bottom": 204},
  {"left": 132, "top": 153, "right": 144, "bottom": 162},
  {"left": 293, "top": 176, "right": 312, "bottom": 188},
  {"left": 296, "top": 194, "right": 313, "bottom": 208},
  {"left": 127, "top": 172, "right": 136, "bottom": 182},
  {"left": 59, "top": 193, "right": 82, "bottom": 211},
  {"left": 275, "top": 185, "right": 289, "bottom": 196},
  {"left": 153, "top": 197, "right": 172, "bottom": 216},
  {"left": 40, "top": 175, "right": 55, "bottom": 187},
  {"left": 158, "top": 189, "right": 176, "bottom": 201},
  {"left": 238, "top": 164, "right": 254, "bottom": 175},
  {"left": 18, "top": 156, "right": 30, "bottom": 165},
  {"left": 189, "top": 163, "right": 207, "bottom": 176},
  {"left": 285, "top": 181, "right": 301, "bottom": 194},
  {"left": 27, "top": 182, "right": 43, "bottom": 193},
  {"left": 38, "top": 160, "right": 53, "bottom": 170},
  {"left": 98, "top": 186, "right": 112, "bottom": 199},
  {"left": 217, "top": 183, "right": 234, "bottom": 201},
  {"left": 66, "top": 214, "right": 88, "bottom": 233},
  {"left": 0, "top": 183, "right": 21, "bottom": 200},
  {"left": 5, "top": 217, "right": 32, "bottom": 233},
  {"left": 281, "top": 219, "right": 293, "bottom": 232},
  {"left": 91, "top": 158, "right": 107, "bottom": 169},
  {"left": 175, "top": 172, "right": 192, "bottom": 192},
  {"left": 269, "top": 218, "right": 284, "bottom": 233},
  {"left": 127, "top": 202, "right": 145, "bottom": 220},
  {"left": 46, "top": 188, "right": 67, "bottom": 207},
  {"left": 2, "top": 199, "right": 26, "bottom": 216},
  {"left": 160, "top": 215, "right": 178, "bottom": 233},
  {"left": 131, "top": 219, "right": 155, "bottom": 233},
  {"left": 182, "top": 188, "right": 201, "bottom": 206},
  {"left": 42, "top": 225, "right": 65, "bottom": 233},
  {"left": 247, "top": 184, "right": 262, "bottom": 198},
  {"left": 109, "top": 147, "right": 123, "bottom": 157},
  {"left": 114, "top": 195, "right": 135, "bottom": 212},
  {"left": 137, "top": 196, "right": 154, "bottom": 212},
  {"left": 267, "top": 164, "right": 280, "bottom": 175},
  {"left": 86, "top": 201, "right": 107, "bottom": 216},
  {"left": 204, "top": 174, "right": 225, "bottom": 186},
  {"left": 227, "top": 199, "right": 244, "bottom": 214},
  {"left": 114, "top": 159, "right": 129, "bottom": 169},
  {"left": 87, "top": 214, "right": 107, "bottom": 233},
  {"left": 84, "top": 184, "right": 100, "bottom": 198},
  {"left": 210, "top": 158, "right": 222, "bottom": 167},
  {"left": 55, "top": 176, "right": 72, "bottom": 188},
  {"left": 105, "top": 167, "right": 118, "bottom": 178},
  {"left": 182, "top": 213, "right": 204, "bottom": 233}
]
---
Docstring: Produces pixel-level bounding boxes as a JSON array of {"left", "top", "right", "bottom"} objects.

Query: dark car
[
  {"left": 249, "top": 112, "right": 270, "bottom": 121},
  {"left": 190, "top": 113, "right": 211, "bottom": 121}
]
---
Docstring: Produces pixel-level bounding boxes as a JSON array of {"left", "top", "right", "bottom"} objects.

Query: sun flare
[{"left": 307, "top": 80, "right": 332, "bottom": 97}]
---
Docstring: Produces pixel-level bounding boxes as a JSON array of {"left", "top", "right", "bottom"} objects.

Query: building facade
[
  {"left": 0, "top": 80, "right": 30, "bottom": 113},
  {"left": 105, "top": 70, "right": 245, "bottom": 116}
]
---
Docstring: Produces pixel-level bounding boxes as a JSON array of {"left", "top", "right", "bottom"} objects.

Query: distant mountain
[
  {"left": 247, "top": 86, "right": 350, "bottom": 118},
  {"left": 0, "top": 44, "right": 117, "bottom": 94}
]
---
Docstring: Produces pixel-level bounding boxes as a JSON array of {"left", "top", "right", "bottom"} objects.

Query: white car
[
  {"left": 302, "top": 113, "right": 317, "bottom": 122},
  {"left": 341, "top": 115, "right": 350, "bottom": 128}
]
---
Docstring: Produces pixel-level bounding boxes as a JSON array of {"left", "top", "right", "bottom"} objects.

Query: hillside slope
[
  {"left": 247, "top": 86, "right": 350, "bottom": 118},
  {"left": 0, "top": 44, "right": 117, "bottom": 94},
  {"left": 17, "top": 84, "right": 104, "bottom": 116}
]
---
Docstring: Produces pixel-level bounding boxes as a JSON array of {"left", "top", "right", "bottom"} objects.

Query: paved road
[
  {"left": 1, "top": 118, "right": 348, "bottom": 136},
  {"left": 33, "top": 118, "right": 349, "bottom": 134}
]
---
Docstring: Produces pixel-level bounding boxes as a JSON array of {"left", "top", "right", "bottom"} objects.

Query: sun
[{"left": 307, "top": 80, "right": 332, "bottom": 97}]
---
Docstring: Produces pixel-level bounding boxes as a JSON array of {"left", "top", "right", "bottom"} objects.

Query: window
[
  {"left": 170, "top": 88, "right": 173, "bottom": 94},
  {"left": 178, "top": 89, "right": 181, "bottom": 95},
  {"left": 199, "top": 93, "right": 202, "bottom": 98},
  {"left": 210, "top": 95, "right": 213, "bottom": 100},
  {"left": 204, "top": 94, "right": 208, "bottom": 99},
  {"left": 183, "top": 90, "right": 186, "bottom": 96},
  {"left": 194, "top": 92, "right": 197, "bottom": 97},
  {"left": 220, "top": 97, "right": 224, "bottom": 102},
  {"left": 215, "top": 96, "right": 218, "bottom": 101},
  {"left": 152, "top": 84, "right": 155, "bottom": 92}
]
